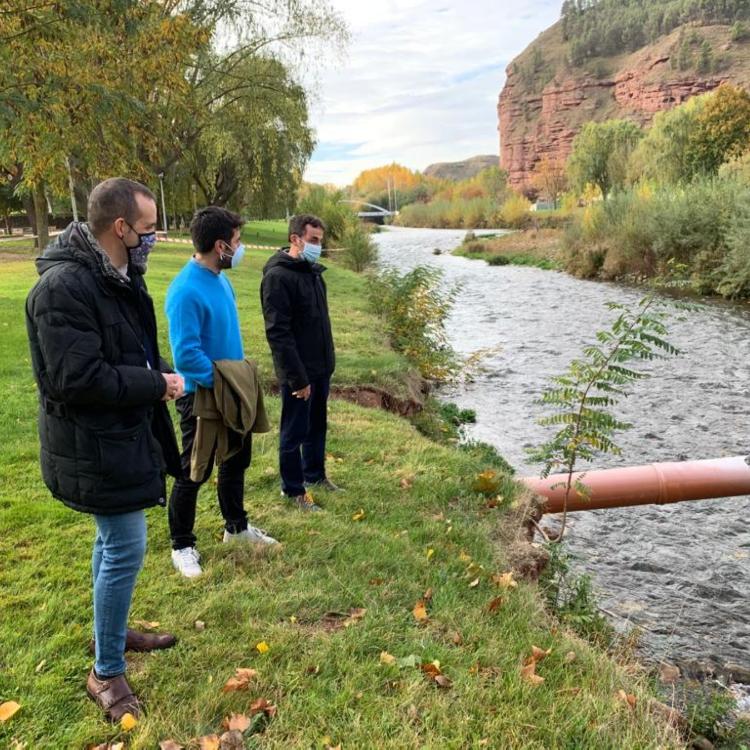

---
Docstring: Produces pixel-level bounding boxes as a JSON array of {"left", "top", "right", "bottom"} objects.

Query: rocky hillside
[
  {"left": 423, "top": 154, "right": 498, "bottom": 181},
  {"left": 498, "top": 18, "right": 750, "bottom": 190}
]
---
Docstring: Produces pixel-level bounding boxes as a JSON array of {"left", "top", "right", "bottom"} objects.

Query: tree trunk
[{"left": 32, "top": 182, "right": 50, "bottom": 251}]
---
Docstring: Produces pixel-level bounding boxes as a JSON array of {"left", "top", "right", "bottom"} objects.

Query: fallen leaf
[
  {"left": 369, "top": 577, "right": 384, "bottom": 586},
  {"left": 380, "top": 651, "right": 396, "bottom": 666},
  {"left": 195, "top": 620, "right": 206, "bottom": 631},
  {"left": 492, "top": 571, "right": 518, "bottom": 589},
  {"left": 450, "top": 631, "right": 463, "bottom": 645},
  {"left": 351, "top": 508, "right": 366, "bottom": 522},
  {"left": 658, "top": 662, "right": 680, "bottom": 684},
  {"left": 343, "top": 607, "right": 367, "bottom": 627},
  {"left": 520, "top": 661, "right": 545, "bottom": 686},
  {"left": 399, "top": 476, "right": 413, "bottom": 489},
  {"left": 249, "top": 698, "right": 277, "bottom": 717},
  {"left": 0, "top": 701, "right": 21, "bottom": 722},
  {"left": 305, "top": 665, "right": 320, "bottom": 675},
  {"left": 431, "top": 512, "right": 445, "bottom": 522},
  {"left": 218, "top": 730, "right": 244, "bottom": 750},
  {"left": 425, "top": 548, "right": 434, "bottom": 560},
  {"left": 289, "top": 615, "right": 297, "bottom": 624},
  {"left": 225, "top": 713, "right": 251, "bottom": 732},
  {"left": 486, "top": 596, "right": 504, "bottom": 613},
  {"left": 433, "top": 674, "right": 452, "bottom": 688},
  {"left": 468, "top": 577, "right": 480, "bottom": 588},
  {"left": 35, "top": 659, "right": 46, "bottom": 673},
  {"left": 458, "top": 551, "right": 472, "bottom": 562},
  {"left": 472, "top": 470, "right": 501, "bottom": 495},
  {"left": 198, "top": 735, "right": 220, "bottom": 750},
  {"left": 564, "top": 651, "right": 577, "bottom": 664},
  {"left": 616, "top": 689, "right": 637, "bottom": 710},
  {"left": 422, "top": 587, "right": 433, "bottom": 602},
  {"left": 159, "top": 741, "right": 184, "bottom": 750},
  {"left": 256, "top": 641, "right": 270, "bottom": 654},
  {"left": 133, "top": 619, "right": 160, "bottom": 630},
  {"left": 420, "top": 662, "right": 452, "bottom": 688},
  {"left": 528, "top": 646, "right": 552, "bottom": 664},
  {"left": 412, "top": 600, "right": 428, "bottom": 623},
  {"left": 222, "top": 667, "right": 258, "bottom": 693},
  {"left": 120, "top": 712, "right": 138, "bottom": 731}
]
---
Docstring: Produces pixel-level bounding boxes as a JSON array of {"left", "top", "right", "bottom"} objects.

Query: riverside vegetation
[{"left": 0, "top": 240, "right": 688, "bottom": 748}]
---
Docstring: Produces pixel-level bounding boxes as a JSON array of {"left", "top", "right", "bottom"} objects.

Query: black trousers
[
  {"left": 168, "top": 393, "right": 250, "bottom": 550},
  {"left": 279, "top": 377, "right": 330, "bottom": 497}
]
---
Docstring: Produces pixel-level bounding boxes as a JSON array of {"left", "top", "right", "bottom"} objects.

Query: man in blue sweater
[{"left": 165, "top": 207, "right": 277, "bottom": 578}]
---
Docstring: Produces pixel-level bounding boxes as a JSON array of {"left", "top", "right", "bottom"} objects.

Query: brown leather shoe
[
  {"left": 86, "top": 669, "right": 141, "bottom": 722},
  {"left": 88, "top": 628, "right": 177, "bottom": 655}
]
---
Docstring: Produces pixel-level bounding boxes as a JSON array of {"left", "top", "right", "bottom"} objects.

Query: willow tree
[{"left": 0, "top": 1, "right": 210, "bottom": 248}]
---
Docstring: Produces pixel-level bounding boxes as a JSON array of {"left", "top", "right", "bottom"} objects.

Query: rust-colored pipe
[{"left": 521, "top": 456, "right": 750, "bottom": 514}]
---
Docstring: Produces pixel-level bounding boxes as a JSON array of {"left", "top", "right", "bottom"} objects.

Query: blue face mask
[
  {"left": 219, "top": 241, "right": 245, "bottom": 270},
  {"left": 301, "top": 242, "right": 321, "bottom": 264}
]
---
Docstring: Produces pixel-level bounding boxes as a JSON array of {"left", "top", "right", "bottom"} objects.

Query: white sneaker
[
  {"left": 223, "top": 526, "right": 279, "bottom": 545},
  {"left": 171, "top": 547, "right": 202, "bottom": 578}
]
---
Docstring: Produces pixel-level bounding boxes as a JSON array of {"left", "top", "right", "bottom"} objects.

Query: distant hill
[
  {"left": 499, "top": 3, "right": 750, "bottom": 189},
  {"left": 423, "top": 155, "right": 498, "bottom": 181}
]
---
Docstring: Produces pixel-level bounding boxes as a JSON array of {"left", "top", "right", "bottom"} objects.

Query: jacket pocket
[{"left": 97, "top": 422, "right": 160, "bottom": 489}]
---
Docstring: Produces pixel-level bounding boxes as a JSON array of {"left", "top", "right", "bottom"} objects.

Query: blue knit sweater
[{"left": 165, "top": 258, "right": 244, "bottom": 393}]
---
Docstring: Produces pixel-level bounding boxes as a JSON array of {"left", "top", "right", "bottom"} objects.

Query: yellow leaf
[
  {"left": 458, "top": 551, "right": 472, "bottom": 562},
  {"left": 426, "top": 548, "right": 434, "bottom": 559},
  {"left": 412, "top": 600, "right": 428, "bottom": 622},
  {"left": 256, "top": 641, "right": 270, "bottom": 654},
  {"left": 492, "top": 571, "right": 518, "bottom": 589},
  {"left": 133, "top": 620, "right": 160, "bottom": 630},
  {"left": 289, "top": 615, "right": 298, "bottom": 624},
  {"left": 468, "top": 578, "right": 480, "bottom": 588},
  {"left": 380, "top": 651, "right": 396, "bottom": 666},
  {"left": 194, "top": 620, "right": 206, "bottom": 631},
  {"left": 0, "top": 701, "right": 21, "bottom": 722},
  {"left": 198, "top": 735, "right": 220, "bottom": 750},
  {"left": 351, "top": 508, "right": 366, "bottom": 522},
  {"left": 343, "top": 607, "right": 367, "bottom": 627},
  {"left": 120, "top": 712, "right": 138, "bottom": 731}
]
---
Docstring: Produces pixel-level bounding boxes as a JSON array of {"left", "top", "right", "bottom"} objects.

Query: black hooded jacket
[
  {"left": 260, "top": 249, "right": 335, "bottom": 391},
  {"left": 25, "top": 222, "right": 180, "bottom": 515}
]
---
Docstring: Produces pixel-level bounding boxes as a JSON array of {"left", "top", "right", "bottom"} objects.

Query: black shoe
[{"left": 304, "top": 478, "right": 342, "bottom": 492}]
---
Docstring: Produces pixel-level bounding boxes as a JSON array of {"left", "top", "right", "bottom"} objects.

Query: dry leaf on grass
[
  {"left": 472, "top": 470, "right": 501, "bottom": 494},
  {"left": 0, "top": 701, "right": 21, "bottom": 722},
  {"left": 35, "top": 659, "right": 46, "bottom": 673},
  {"left": 468, "top": 578, "right": 480, "bottom": 588},
  {"left": 249, "top": 698, "right": 277, "bottom": 717},
  {"left": 399, "top": 476, "right": 414, "bottom": 489},
  {"left": 486, "top": 596, "right": 504, "bottom": 613},
  {"left": 616, "top": 689, "right": 637, "bottom": 710},
  {"left": 343, "top": 607, "right": 367, "bottom": 627},
  {"left": 420, "top": 662, "right": 452, "bottom": 689},
  {"left": 492, "top": 571, "right": 518, "bottom": 589},
  {"left": 527, "top": 646, "right": 552, "bottom": 664},
  {"left": 224, "top": 713, "right": 251, "bottom": 732},
  {"left": 369, "top": 577, "right": 384, "bottom": 586},
  {"left": 520, "top": 661, "right": 545, "bottom": 686},
  {"left": 133, "top": 619, "right": 160, "bottom": 630},
  {"left": 159, "top": 741, "right": 184, "bottom": 750},
  {"left": 412, "top": 600, "right": 429, "bottom": 623},
  {"left": 222, "top": 668, "right": 258, "bottom": 693},
  {"left": 658, "top": 662, "right": 680, "bottom": 684},
  {"left": 425, "top": 548, "right": 434, "bottom": 560},
  {"left": 380, "top": 651, "right": 396, "bottom": 666},
  {"left": 351, "top": 508, "right": 366, "bottom": 521},
  {"left": 255, "top": 641, "right": 269, "bottom": 654},
  {"left": 218, "top": 730, "right": 244, "bottom": 750},
  {"left": 450, "top": 630, "right": 463, "bottom": 645},
  {"left": 422, "top": 587, "right": 433, "bottom": 602},
  {"left": 198, "top": 735, "right": 220, "bottom": 750},
  {"left": 195, "top": 620, "right": 206, "bottom": 631}
]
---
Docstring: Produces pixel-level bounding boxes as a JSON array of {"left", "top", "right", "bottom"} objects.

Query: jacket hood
[
  {"left": 262, "top": 248, "right": 325, "bottom": 275},
  {"left": 35, "top": 222, "right": 132, "bottom": 288}
]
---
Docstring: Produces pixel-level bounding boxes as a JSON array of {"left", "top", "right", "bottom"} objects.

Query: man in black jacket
[
  {"left": 261, "top": 214, "right": 338, "bottom": 510},
  {"left": 26, "top": 178, "right": 182, "bottom": 722}
]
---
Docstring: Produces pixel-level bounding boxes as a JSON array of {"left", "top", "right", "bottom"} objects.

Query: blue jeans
[
  {"left": 92, "top": 510, "right": 147, "bottom": 677},
  {"left": 279, "top": 377, "right": 330, "bottom": 496}
]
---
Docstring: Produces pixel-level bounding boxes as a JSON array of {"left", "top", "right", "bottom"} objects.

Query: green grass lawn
[{"left": 0, "top": 245, "right": 679, "bottom": 748}]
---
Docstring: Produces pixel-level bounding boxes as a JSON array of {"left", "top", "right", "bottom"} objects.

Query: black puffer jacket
[
  {"left": 25, "top": 222, "right": 180, "bottom": 515},
  {"left": 260, "top": 250, "right": 335, "bottom": 391}
]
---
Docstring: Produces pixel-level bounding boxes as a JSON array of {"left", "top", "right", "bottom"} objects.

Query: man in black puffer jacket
[
  {"left": 261, "top": 214, "right": 338, "bottom": 511},
  {"left": 25, "top": 178, "right": 182, "bottom": 722}
]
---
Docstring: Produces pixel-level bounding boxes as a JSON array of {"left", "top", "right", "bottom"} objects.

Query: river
[{"left": 373, "top": 226, "right": 750, "bottom": 682}]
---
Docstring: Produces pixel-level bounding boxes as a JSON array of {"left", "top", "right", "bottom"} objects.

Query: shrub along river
[{"left": 374, "top": 226, "right": 750, "bottom": 685}]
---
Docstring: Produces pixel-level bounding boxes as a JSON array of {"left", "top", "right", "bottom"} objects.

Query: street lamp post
[{"left": 157, "top": 172, "right": 168, "bottom": 236}]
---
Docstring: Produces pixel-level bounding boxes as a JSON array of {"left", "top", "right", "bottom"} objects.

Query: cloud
[{"left": 304, "top": 0, "right": 561, "bottom": 185}]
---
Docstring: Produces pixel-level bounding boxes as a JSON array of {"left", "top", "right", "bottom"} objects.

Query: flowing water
[{"left": 374, "top": 226, "right": 750, "bottom": 678}]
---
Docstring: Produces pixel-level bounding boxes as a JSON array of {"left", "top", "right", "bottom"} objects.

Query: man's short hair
[
  {"left": 87, "top": 178, "right": 156, "bottom": 235},
  {"left": 190, "top": 206, "right": 244, "bottom": 254},
  {"left": 288, "top": 214, "right": 325, "bottom": 241}
]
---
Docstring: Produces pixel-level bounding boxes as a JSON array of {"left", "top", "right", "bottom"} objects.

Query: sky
[{"left": 304, "top": 0, "right": 562, "bottom": 186}]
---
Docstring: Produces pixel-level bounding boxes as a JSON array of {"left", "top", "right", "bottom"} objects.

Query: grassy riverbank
[
  {"left": 453, "top": 228, "right": 563, "bottom": 270},
  {"left": 0, "top": 244, "right": 681, "bottom": 748}
]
